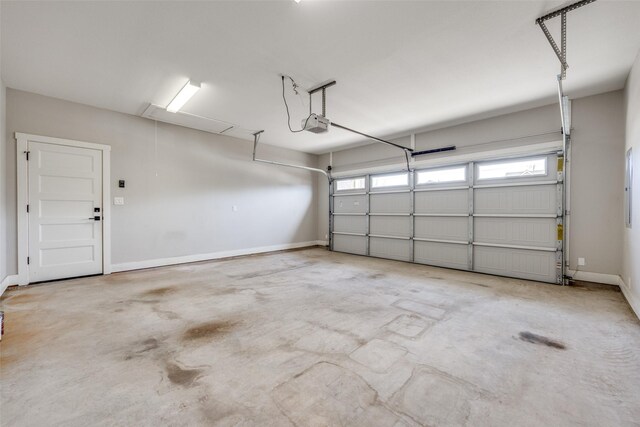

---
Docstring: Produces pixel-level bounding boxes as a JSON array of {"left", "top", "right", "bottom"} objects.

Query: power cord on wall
[{"left": 282, "top": 75, "right": 312, "bottom": 133}]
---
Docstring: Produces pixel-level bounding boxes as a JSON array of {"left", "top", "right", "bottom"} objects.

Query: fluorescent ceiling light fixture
[{"left": 166, "top": 80, "right": 201, "bottom": 113}]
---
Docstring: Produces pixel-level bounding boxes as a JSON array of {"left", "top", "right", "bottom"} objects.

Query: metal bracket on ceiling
[
  {"left": 308, "top": 80, "right": 337, "bottom": 117},
  {"left": 536, "top": 0, "right": 596, "bottom": 79},
  {"left": 251, "top": 130, "right": 332, "bottom": 182}
]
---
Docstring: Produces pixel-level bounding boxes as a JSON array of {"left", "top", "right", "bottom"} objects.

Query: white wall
[
  {"left": 4, "top": 89, "right": 321, "bottom": 276},
  {"left": 318, "top": 90, "right": 626, "bottom": 279},
  {"left": 1, "top": 0, "right": 8, "bottom": 288},
  {"left": 1, "top": 81, "right": 5, "bottom": 285},
  {"left": 622, "top": 51, "right": 640, "bottom": 315}
]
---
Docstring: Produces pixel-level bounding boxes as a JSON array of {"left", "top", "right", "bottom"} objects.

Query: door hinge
[
  {"left": 26, "top": 204, "right": 29, "bottom": 213},
  {"left": 24, "top": 150, "right": 30, "bottom": 161},
  {"left": 27, "top": 257, "right": 30, "bottom": 265}
]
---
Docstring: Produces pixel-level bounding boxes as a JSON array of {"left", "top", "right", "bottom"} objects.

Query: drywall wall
[
  {"left": 4, "top": 89, "right": 320, "bottom": 276},
  {"left": 1, "top": 72, "right": 6, "bottom": 285},
  {"left": 1, "top": 0, "right": 8, "bottom": 287},
  {"left": 570, "top": 91, "right": 625, "bottom": 278},
  {"left": 623, "top": 51, "right": 640, "bottom": 315},
  {"left": 318, "top": 90, "right": 626, "bottom": 279}
]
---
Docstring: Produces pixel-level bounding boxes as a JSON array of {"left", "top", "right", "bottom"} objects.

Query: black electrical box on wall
[{"left": 119, "top": 180, "right": 125, "bottom": 188}]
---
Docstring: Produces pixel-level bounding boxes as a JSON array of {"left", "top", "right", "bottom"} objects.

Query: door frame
[{"left": 16, "top": 132, "right": 112, "bottom": 285}]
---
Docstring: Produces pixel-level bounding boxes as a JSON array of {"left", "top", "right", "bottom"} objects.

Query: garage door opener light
[{"left": 166, "top": 80, "right": 201, "bottom": 113}]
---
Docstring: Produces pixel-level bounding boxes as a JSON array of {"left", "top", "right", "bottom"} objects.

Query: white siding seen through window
[
  {"left": 417, "top": 166, "right": 466, "bottom": 185},
  {"left": 371, "top": 173, "right": 408, "bottom": 188},
  {"left": 335, "top": 177, "right": 365, "bottom": 192},
  {"left": 478, "top": 158, "right": 547, "bottom": 180}
]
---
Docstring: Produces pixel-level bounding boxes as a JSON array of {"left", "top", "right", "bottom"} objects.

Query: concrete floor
[{"left": 1, "top": 247, "right": 639, "bottom": 426}]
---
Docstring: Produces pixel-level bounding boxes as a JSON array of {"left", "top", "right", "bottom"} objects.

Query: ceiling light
[
  {"left": 166, "top": 80, "right": 201, "bottom": 113},
  {"left": 294, "top": 0, "right": 301, "bottom": 3}
]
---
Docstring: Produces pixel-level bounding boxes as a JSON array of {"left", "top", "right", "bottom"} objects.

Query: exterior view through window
[
  {"left": 417, "top": 166, "right": 466, "bottom": 185},
  {"left": 371, "top": 172, "right": 409, "bottom": 188},
  {"left": 478, "top": 158, "right": 547, "bottom": 180},
  {"left": 335, "top": 177, "right": 365, "bottom": 191}
]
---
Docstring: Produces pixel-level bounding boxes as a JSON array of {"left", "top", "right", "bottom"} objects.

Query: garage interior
[{"left": 0, "top": 1, "right": 639, "bottom": 426}]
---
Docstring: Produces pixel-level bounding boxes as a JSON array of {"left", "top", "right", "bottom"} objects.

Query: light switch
[
  {"left": 114, "top": 197, "right": 125, "bottom": 205},
  {"left": 232, "top": 205, "right": 238, "bottom": 212}
]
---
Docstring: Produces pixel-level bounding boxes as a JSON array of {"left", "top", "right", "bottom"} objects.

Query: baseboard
[
  {"left": 1, "top": 275, "right": 20, "bottom": 297},
  {"left": 112, "top": 240, "right": 327, "bottom": 273},
  {"left": 566, "top": 270, "right": 620, "bottom": 286},
  {"left": 618, "top": 277, "right": 640, "bottom": 320}
]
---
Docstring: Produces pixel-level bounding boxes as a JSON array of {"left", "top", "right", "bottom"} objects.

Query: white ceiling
[{"left": 2, "top": 1, "right": 640, "bottom": 154}]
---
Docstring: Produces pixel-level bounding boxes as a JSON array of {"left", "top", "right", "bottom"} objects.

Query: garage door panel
[
  {"left": 414, "top": 217, "right": 468, "bottom": 242},
  {"left": 334, "top": 195, "right": 367, "bottom": 214},
  {"left": 331, "top": 154, "right": 561, "bottom": 285},
  {"left": 474, "top": 217, "right": 557, "bottom": 248},
  {"left": 415, "top": 190, "right": 468, "bottom": 214},
  {"left": 333, "top": 216, "right": 367, "bottom": 235},
  {"left": 370, "top": 237, "right": 411, "bottom": 261},
  {"left": 473, "top": 246, "right": 557, "bottom": 283},
  {"left": 333, "top": 234, "right": 367, "bottom": 255},
  {"left": 414, "top": 241, "right": 468, "bottom": 270},
  {"left": 474, "top": 185, "right": 556, "bottom": 215},
  {"left": 370, "top": 216, "right": 411, "bottom": 238},
  {"left": 370, "top": 193, "right": 411, "bottom": 214}
]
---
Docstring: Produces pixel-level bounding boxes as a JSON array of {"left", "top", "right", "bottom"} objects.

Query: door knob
[{"left": 88, "top": 216, "right": 101, "bottom": 221}]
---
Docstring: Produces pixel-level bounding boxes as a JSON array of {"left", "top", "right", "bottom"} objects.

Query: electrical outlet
[
  {"left": 325, "top": 234, "right": 328, "bottom": 240},
  {"left": 232, "top": 205, "right": 238, "bottom": 212},
  {"left": 114, "top": 197, "right": 124, "bottom": 205},
  {"left": 578, "top": 257, "right": 586, "bottom": 266}
]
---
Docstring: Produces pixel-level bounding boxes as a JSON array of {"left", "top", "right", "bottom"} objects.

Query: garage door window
[
  {"left": 335, "top": 177, "right": 365, "bottom": 192},
  {"left": 371, "top": 172, "right": 409, "bottom": 189},
  {"left": 416, "top": 166, "right": 466, "bottom": 185},
  {"left": 478, "top": 158, "right": 547, "bottom": 180}
]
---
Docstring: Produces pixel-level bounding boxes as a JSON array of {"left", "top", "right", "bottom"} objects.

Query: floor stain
[
  {"left": 183, "top": 321, "right": 237, "bottom": 341},
  {"left": 152, "top": 306, "right": 180, "bottom": 320},
  {"left": 3, "top": 293, "right": 37, "bottom": 305},
  {"left": 367, "top": 273, "right": 386, "bottom": 280},
  {"left": 469, "top": 282, "right": 491, "bottom": 288},
  {"left": 139, "top": 338, "right": 159, "bottom": 351},
  {"left": 124, "top": 338, "right": 161, "bottom": 360},
  {"left": 230, "top": 262, "right": 315, "bottom": 280},
  {"left": 165, "top": 361, "right": 204, "bottom": 387},
  {"left": 0, "top": 311, "right": 44, "bottom": 367},
  {"left": 140, "top": 286, "right": 176, "bottom": 297},
  {"left": 519, "top": 331, "right": 566, "bottom": 350},
  {"left": 124, "top": 299, "right": 161, "bottom": 305}
]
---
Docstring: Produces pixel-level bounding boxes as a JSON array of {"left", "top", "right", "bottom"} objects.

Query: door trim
[{"left": 16, "top": 132, "right": 112, "bottom": 285}]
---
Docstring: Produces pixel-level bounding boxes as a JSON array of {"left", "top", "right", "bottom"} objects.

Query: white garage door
[{"left": 331, "top": 153, "right": 563, "bottom": 284}]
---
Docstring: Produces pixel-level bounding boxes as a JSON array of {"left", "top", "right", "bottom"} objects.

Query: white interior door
[{"left": 28, "top": 141, "right": 103, "bottom": 282}]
